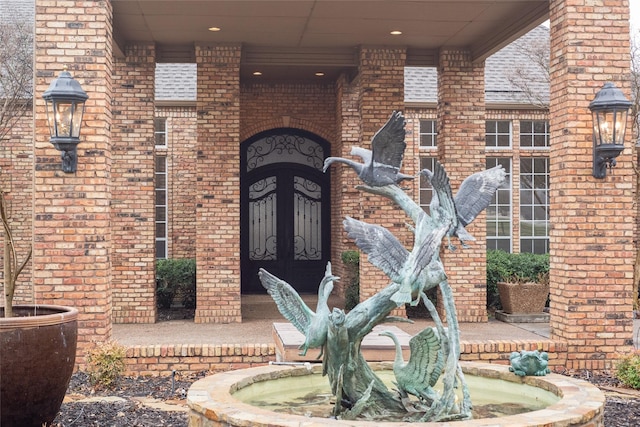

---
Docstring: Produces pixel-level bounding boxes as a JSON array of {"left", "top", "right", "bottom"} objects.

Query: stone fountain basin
[{"left": 187, "top": 361, "right": 605, "bottom": 426}]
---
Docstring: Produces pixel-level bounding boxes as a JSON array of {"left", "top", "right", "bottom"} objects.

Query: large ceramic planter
[
  {"left": 0, "top": 304, "right": 78, "bottom": 427},
  {"left": 497, "top": 281, "right": 549, "bottom": 314}
]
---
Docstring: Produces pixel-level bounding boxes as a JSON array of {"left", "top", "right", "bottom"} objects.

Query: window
[
  {"left": 155, "top": 156, "right": 168, "bottom": 259},
  {"left": 520, "top": 120, "right": 550, "bottom": 148},
  {"left": 486, "top": 120, "right": 512, "bottom": 148},
  {"left": 419, "top": 120, "right": 437, "bottom": 148},
  {"left": 486, "top": 157, "right": 512, "bottom": 251},
  {"left": 154, "top": 118, "right": 167, "bottom": 147},
  {"left": 419, "top": 157, "right": 436, "bottom": 214},
  {"left": 520, "top": 157, "right": 549, "bottom": 254}
]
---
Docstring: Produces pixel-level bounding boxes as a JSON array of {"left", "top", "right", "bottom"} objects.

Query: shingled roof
[
  {"left": 155, "top": 63, "right": 197, "bottom": 103},
  {"left": 0, "top": 0, "right": 33, "bottom": 22}
]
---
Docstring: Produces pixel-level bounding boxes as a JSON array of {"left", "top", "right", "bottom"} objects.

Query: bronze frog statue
[{"left": 509, "top": 350, "right": 551, "bottom": 376}]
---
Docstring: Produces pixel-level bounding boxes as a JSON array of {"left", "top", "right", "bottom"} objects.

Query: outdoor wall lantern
[
  {"left": 42, "top": 68, "right": 89, "bottom": 173},
  {"left": 589, "top": 82, "right": 632, "bottom": 179}
]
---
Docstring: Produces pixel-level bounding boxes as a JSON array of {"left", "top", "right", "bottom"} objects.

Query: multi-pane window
[
  {"left": 155, "top": 156, "right": 168, "bottom": 259},
  {"left": 419, "top": 157, "right": 436, "bottom": 214},
  {"left": 486, "top": 157, "right": 512, "bottom": 252},
  {"left": 520, "top": 157, "right": 549, "bottom": 254},
  {"left": 154, "top": 118, "right": 167, "bottom": 147},
  {"left": 486, "top": 120, "right": 512, "bottom": 148},
  {"left": 419, "top": 120, "right": 437, "bottom": 148},
  {"left": 520, "top": 120, "right": 550, "bottom": 148}
]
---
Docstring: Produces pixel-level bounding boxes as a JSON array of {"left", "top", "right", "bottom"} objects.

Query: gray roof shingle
[
  {"left": 155, "top": 63, "right": 197, "bottom": 102},
  {"left": 0, "top": 0, "right": 34, "bottom": 23}
]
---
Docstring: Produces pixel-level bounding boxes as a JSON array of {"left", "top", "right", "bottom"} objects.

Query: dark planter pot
[
  {"left": 497, "top": 281, "right": 549, "bottom": 314},
  {"left": 0, "top": 304, "right": 78, "bottom": 427}
]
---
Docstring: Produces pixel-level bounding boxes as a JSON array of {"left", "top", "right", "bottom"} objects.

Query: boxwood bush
[
  {"left": 342, "top": 250, "right": 360, "bottom": 311},
  {"left": 156, "top": 258, "right": 196, "bottom": 309},
  {"left": 486, "top": 250, "right": 549, "bottom": 309}
]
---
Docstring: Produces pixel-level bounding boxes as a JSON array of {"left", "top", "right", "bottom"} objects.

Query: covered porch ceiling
[{"left": 112, "top": 0, "right": 549, "bottom": 82}]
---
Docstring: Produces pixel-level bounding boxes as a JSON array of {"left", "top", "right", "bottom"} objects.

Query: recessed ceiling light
[
  {"left": 315, "top": 72, "right": 325, "bottom": 77},
  {"left": 390, "top": 30, "right": 402, "bottom": 35},
  {"left": 208, "top": 27, "right": 221, "bottom": 32},
  {"left": 253, "top": 71, "right": 262, "bottom": 76}
]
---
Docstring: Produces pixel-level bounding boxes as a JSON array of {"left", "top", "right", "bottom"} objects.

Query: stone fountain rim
[{"left": 187, "top": 361, "right": 605, "bottom": 427}]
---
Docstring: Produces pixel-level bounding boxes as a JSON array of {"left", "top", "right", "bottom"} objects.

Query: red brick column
[
  {"left": 194, "top": 44, "right": 242, "bottom": 323},
  {"left": 356, "top": 47, "right": 408, "bottom": 305},
  {"left": 437, "top": 49, "right": 488, "bottom": 323},
  {"left": 330, "top": 74, "right": 361, "bottom": 290},
  {"left": 549, "top": 0, "right": 634, "bottom": 370},
  {"left": 111, "top": 43, "right": 157, "bottom": 324},
  {"left": 34, "top": 0, "right": 113, "bottom": 363}
]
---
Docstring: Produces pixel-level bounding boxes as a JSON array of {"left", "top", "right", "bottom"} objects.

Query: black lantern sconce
[
  {"left": 589, "top": 82, "right": 632, "bottom": 179},
  {"left": 42, "top": 69, "right": 89, "bottom": 173}
]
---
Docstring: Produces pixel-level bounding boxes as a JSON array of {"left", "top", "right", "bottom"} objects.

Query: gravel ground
[{"left": 51, "top": 369, "right": 640, "bottom": 426}]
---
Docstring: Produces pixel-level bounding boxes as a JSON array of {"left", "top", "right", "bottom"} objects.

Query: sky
[{"left": 632, "top": 0, "right": 640, "bottom": 34}]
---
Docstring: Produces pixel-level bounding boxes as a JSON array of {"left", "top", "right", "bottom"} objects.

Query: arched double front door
[{"left": 240, "top": 129, "right": 331, "bottom": 294}]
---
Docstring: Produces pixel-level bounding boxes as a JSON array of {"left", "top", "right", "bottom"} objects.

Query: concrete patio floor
[{"left": 113, "top": 294, "right": 627, "bottom": 347}]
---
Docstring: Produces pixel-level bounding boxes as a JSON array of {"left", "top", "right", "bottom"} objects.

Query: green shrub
[
  {"left": 342, "top": 250, "right": 360, "bottom": 311},
  {"left": 615, "top": 352, "right": 640, "bottom": 389},
  {"left": 486, "top": 250, "right": 549, "bottom": 309},
  {"left": 86, "top": 341, "right": 127, "bottom": 389},
  {"left": 156, "top": 258, "right": 196, "bottom": 309}
]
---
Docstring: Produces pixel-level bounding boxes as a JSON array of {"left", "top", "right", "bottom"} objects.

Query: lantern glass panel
[
  {"left": 613, "top": 109, "right": 628, "bottom": 145},
  {"left": 71, "top": 102, "right": 85, "bottom": 138},
  {"left": 45, "top": 100, "right": 55, "bottom": 138},
  {"left": 594, "top": 109, "right": 629, "bottom": 145},
  {"left": 54, "top": 101, "right": 74, "bottom": 137}
]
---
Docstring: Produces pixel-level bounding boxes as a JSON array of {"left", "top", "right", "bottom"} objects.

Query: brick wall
[
  {"left": 194, "top": 44, "right": 242, "bottom": 323},
  {"left": 0, "top": 113, "right": 34, "bottom": 305},
  {"left": 111, "top": 43, "right": 157, "bottom": 324},
  {"left": 240, "top": 82, "right": 336, "bottom": 142},
  {"left": 121, "top": 338, "right": 567, "bottom": 376},
  {"left": 124, "top": 343, "right": 276, "bottom": 376},
  {"left": 34, "top": 0, "right": 114, "bottom": 364},
  {"left": 549, "top": 0, "right": 634, "bottom": 370},
  {"left": 437, "top": 49, "right": 488, "bottom": 322}
]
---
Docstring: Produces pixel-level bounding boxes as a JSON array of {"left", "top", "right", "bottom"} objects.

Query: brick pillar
[
  {"left": 330, "top": 74, "right": 361, "bottom": 292},
  {"left": 34, "top": 0, "right": 113, "bottom": 363},
  {"left": 356, "top": 47, "right": 408, "bottom": 306},
  {"left": 549, "top": 0, "right": 634, "bottom": 370},
  {"left": 437, "top": 49, "right": 487, "bottom": 323},
  {"left": 111, "top": 43, "right": 157, "bottom": 324},
  {"left": 194, "top": 44, "right": 242, "bottom": 323}
]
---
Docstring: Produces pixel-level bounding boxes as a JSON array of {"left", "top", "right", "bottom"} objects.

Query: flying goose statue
[
  {"left": 379, "top": 327, "right": 444, "bottom": 405},
  {"left": 343, "top": 215, "right": 449, "bottom": 306},
  {"left": 421, "top": 160, "right": 506, "bottom": 250},
  {"left": 323, "top": 111, "right": 414, "bottom": 187},
  {"left": 258, "top": 262, "right": 339, "bottom": 357}
]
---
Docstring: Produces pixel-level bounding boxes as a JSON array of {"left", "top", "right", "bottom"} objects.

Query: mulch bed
[{"left": 51, "top": 370, "right": 640, "bottom": 426}]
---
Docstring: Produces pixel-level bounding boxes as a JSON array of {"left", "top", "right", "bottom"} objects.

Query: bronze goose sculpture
[
  {"left": 258, "top": 262, "right": 339, "bottom": 357},
  {"left": 379, "top": 327, "right": 444, "bottom": 405},
  {"left": 323, "top": 111, "right": 413, "bottom": 187},
  {"left": 420, "top": 160, "right": 506, "bottom": 250}
]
